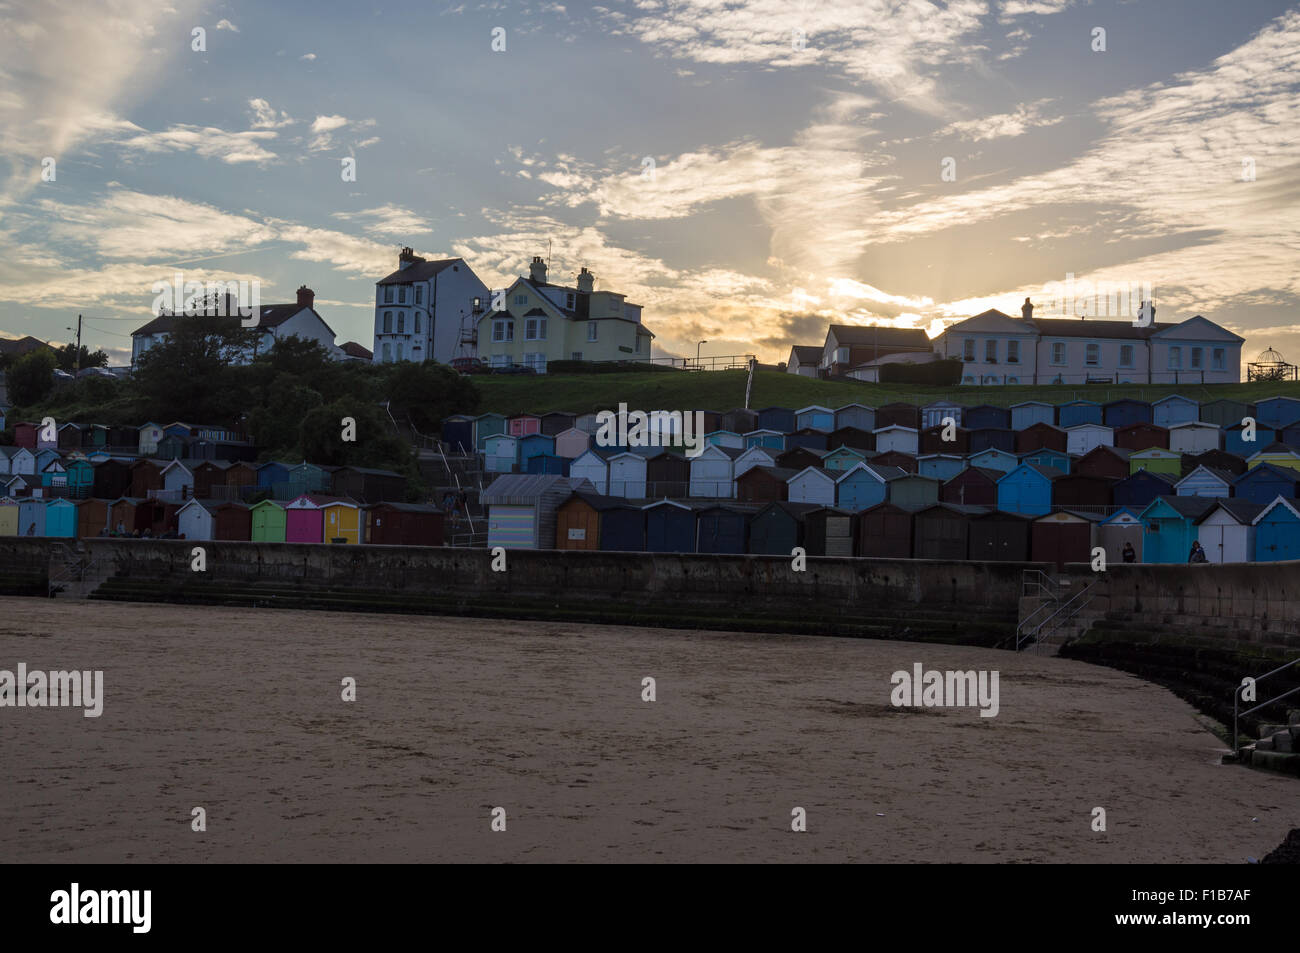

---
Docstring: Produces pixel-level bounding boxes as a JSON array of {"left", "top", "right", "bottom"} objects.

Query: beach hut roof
[
  {"left": 1194, "top": 499, "right": 1263, "bottom": 525},
  {"left": 1252, "top": 496, "right": 1300, "bottom": 525}
]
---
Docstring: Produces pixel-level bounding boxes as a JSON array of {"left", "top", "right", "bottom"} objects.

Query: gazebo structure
[{"left": 1247, "top": 347, "right": 1297, "bottom": 382}]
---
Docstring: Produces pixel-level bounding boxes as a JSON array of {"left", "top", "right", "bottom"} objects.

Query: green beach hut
[{"left": 249, "top": 499, "right": 287, "bottom": 542}]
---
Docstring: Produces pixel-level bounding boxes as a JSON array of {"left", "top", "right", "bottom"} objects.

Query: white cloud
[
  {"left": 307, "top": 115, "right": 377, "bottom": 152},
  {"left": 935, "top": 100, "right": 1064, "bottom": 141},
  {"left": 300, "top": 52, "right": 317, "bottom": 61},
  {"left": 215, "top": 18, "right": 238, "bottom": 31},
  {"left": 332, "top": 205, "right": 431, "bottom": 238},
  {"left": 248, "top": 98, "right": 293, "bottom": 129},
  {"left": 117, "top": 125, "right": 279, "bottom": 165}
]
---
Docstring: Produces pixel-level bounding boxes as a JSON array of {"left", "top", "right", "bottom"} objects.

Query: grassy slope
[{"left": 473, "top": 369, "right": 1300, "bottom": 416}]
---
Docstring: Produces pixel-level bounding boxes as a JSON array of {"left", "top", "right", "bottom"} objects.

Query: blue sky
[{"left": 1, "top": 0, "right": 1298, "bottom": 366}]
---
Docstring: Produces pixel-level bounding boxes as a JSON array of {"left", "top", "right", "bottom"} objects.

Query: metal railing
[
  {"left": 1232, "top": 656, "right": 1300, "bottom": 754},
  {"left": 1015, "top": 581, "right": 1097, "bottom": 652}
]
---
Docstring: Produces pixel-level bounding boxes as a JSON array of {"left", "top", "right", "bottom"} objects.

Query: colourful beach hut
[
  {"left": 967, "top": 448, "right": 1018, "bottom": 474},
  {"left": 1113, "top": 470, "right": 1177, "bottom": 509},
  {"left": 0, "top": 498, "right": 17, "bottom": 536},
  {"left": 1058, "top": 400, "right": 1102, "bottom": 428},
  {"left": 17, "top": 498, "right": 46, "bottom": 537},
  {"left": 1233, "top": 463, "right": 1299, "bottom": 506},
  {"left": 320, "top": 499, "right": 361, "bottom": 543},
  {"left": 249, "top": 499, "right": 287, "bottom": 542},
  {"left": 996, "top": 463, "right": 1059, "bottom": 516},
  {"left": 1129, "top": 447, "right": 1182, "bottom": 476},
  {"left": 1252, "top": 497, "right": 1300, "bottom": 562},
  {"left": 284, "top": 495, "right": 325, "bottom": 543},
  {"left": 1010, "top": 401, "right": 1054, "bottom": 430},
  {"left": 1175, "top": 465, "right": 1234, "bottom": 498},
  {"left": 177, "top": 500, "right": 216, "bottom": 541},
  {"left": 1151, "top": 395, "right": 1199, "bottom": 429},
  {"left": 1139, "top": 496, "right": 1214, "bottom": 563},
  {"left": 748, "top": 501, "right": 816, "bottom": 555},
  {"left": 642, "top": 499, "right": 698, "bottom": 553},
  {"left": 44, "top": 499, "right": 77, "bottom": 538}
]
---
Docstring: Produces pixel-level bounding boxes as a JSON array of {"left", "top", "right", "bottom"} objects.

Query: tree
[
  {"left": 56, "top": 343, "right": 109, "bottom": 372},
  {"left": 299, "top": 399, "right": 410, "bottom": 469},
  {"left": 131, "top": 316, "right": 258, "bottom": 423},
  {"left": 385, "top": 360, "right": 480, "bottom": 434},
  {"left": 7, "top": 348, "right": 56, "bottom": 407}
]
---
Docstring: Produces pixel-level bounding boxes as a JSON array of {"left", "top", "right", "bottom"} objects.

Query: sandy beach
[{"left": 0, "top": 597, "right": 1293, "bottom": 863}]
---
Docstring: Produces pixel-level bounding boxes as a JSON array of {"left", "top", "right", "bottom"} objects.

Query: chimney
[
  {"left": 576, "top": 267, "right": 594, "bottom": 294},
  {"left": 296, "top": 285, "right": 315, "bottom": 309},
  {"left": 398, "top": 246, "right": 424, "bottom": 270},
  {"left": 529, "top": 255, "right": 548, "bottom": 284},
  {"left": 1021, "top": 297, "right": 1034, "bottom": 322}
]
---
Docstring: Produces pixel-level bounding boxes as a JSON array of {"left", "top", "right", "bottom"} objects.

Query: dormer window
[{"left": 566, "top": 293, "right": 575, "bottom": 309}]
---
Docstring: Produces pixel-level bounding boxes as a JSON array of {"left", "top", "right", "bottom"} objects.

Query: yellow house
[
  {"left": 1247, "top": 446, "right": 1300, "bottom": 474},
  {"left": 321, "top": 500, "right": 360, "bottom": 544},
  {"left": 476, "top": 258, "right": 654, "bottom": 372},
  {"left": 0, "top": 498, "right": 17, "bottom": 536}
]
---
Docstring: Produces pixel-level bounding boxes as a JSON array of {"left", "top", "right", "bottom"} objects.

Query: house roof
[
  {"left": 1145, "top": 495, "right": 1216, "bottom": 519},
  {"left": 479, "top": 474, "right": 592, "bottom": 504},
  {"left": 340, "top": 341, "right": 373, "bottom": 360},
  {"left": 1252, "top": 496, "right": 1300, "bottom": 524},
  {"left": 133, "top": 304, "right": 331, "bottom": 337},
  {"left": 789, "top": 345, "right": 822, "bottom": 363},
  {"left": 376, "top": 258, "right": 462, "bottom": 285},
  {"left": 1032, "top": 318, "right": 1170, "bottom": 339},
  {"left": 827, "top": 324, "right": 932, "bottom": 349},
  {"left": 1195, "top": 499, "right": 1264, "bottom": 525},
  {"left": 1235, "top": 462, "right": 1300, "bottom": 483},
  {"left": 1176, "top": 465, "right": 1235, "bottom": 487}
]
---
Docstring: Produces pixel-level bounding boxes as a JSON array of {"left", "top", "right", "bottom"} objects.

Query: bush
[
  {"left": 879, "top": 358, "right": 964, "bottom": 386},
  {"left": 7, "top": 348, "right": 57, "bottom": 407}
]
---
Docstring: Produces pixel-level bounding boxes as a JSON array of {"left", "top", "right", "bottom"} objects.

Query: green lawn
[{"left": 472, "top": 369, "right": 1300, "bottom": 416}]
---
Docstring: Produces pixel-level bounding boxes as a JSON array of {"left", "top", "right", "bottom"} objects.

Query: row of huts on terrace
[{"left": 11, "top": 419, "right": 256, "bottom": 461}]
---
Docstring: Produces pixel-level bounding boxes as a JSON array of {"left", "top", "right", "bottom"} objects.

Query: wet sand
[{"left": 0, "top": 598, "right": 1293, "bottom": 863}]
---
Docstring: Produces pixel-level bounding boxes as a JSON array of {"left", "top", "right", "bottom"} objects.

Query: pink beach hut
[{"left": 284, "top": 494, "right": 325, "bottom": 543}]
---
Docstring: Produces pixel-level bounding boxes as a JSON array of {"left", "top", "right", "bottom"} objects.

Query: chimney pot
[
  {"left": 1021, "top": 297, "right": 1033, "bottom": 322},
  {"left": 296, "top": 285, "right": 315, "bottom": 309},
  {"left": 529, "top": 256, "right": 548, "bottom": 284}
]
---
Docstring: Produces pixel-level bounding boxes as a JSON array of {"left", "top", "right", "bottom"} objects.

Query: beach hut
[
  {"left": 1246, "top": 444, "right": 1300, "bottom": 474},
  {"left": 556, "top": 492, "right": 644, "bottom": 551},
  {"left": 696, "top": 411, "right": 724, "bottom": 435},
  {"left": 0, "top": 498, "right": 17, "bottom": 536},
  {"left": 964, "top": 405, "right": 1011, "bottom": 431},
  {"left": 941, "top": 467, "right": 1001, "bottom": 507},
  {"left": 996, "top": 464, "right": 1059, "bottom": 516},
  {"left": 1168, "top": 421, "right": 1221, "bottom": 454},
  {"left": 736, "top": 466, "right": 796, "bottom": 504},
  {"left": 287, "top": 462, "right": 332, "bottom": 496},
  {"left": 920, "top": 424, "right": 969, "bottom": 455},
  {"left": 967, "top": 428, "right": 1016, "bottom": 454},
  {"left": 784, "top": 428, "right": 828, "bottom": 453},
  {"left": 817, "top": 446, "right": 865, "bottom": 473},
  {"left": 506, "top": 414, "right": 541, "bottom": 438},
  {"left": 917, "top": 454, "right": 966, "bottom": 482},
  {"left": 721, "top": 409, "right": 759, "bottom": 435},
  {"left": 857, "top": 502, "right": 914, "bottom": 558},
  {"left": 886, "top": 474, "right": 940, "bottom": 508},
  {"left": 249, "top": 499, "right": 287, "bottom": 542},
  {"left": 75, "top": 499, "right": 109, "bottom": 539},
  {"left": 921, "top": 400, "right": 963, "bottom": 430},
  {"left": 569, "top": 449, "right": 610, "bottom": 495},
  {"left": 706, "top": 430, "right": 745, "bottom": 452},
  {"left": 913, "top": 504, "right": 983, "bottom": 560},
  {"left": 689, "top": 445, "right": 740, "bottom": 498},
  {"left": 643, "top": 499, "right": 698, "bottom": 553},
  {"left": 1254, "top": 397, "right": 1300, "bottom": 429},
  {"left": 873, "top": 425, "right": 919, "bottom": 456},
  {"left": 213, "top": 502, "right": 252, "bottom": 541},
  {"left": 525, "top": 454, "right": 570, "bottom": 476},
  {"left": 1175, "top": 465, "right": 1234, "bottom": 499},
  {"left": 795, "top": 405, "right": 834, "bottom": 433},
  {"left": 1112, "top": 470, "right": 1177, "bottom": 509},
  {"left": 1128, "top": 447, "right": 1182, "bottom": 476},
  {"left": 518, "top": 433, "right": 557, "bottom": 467},
  {"left": 9, "top": 448, "right": 37, "bottom": 476},
  {"left": 1075, "top": 445, "right": 1131, "bottom": 479},
  {"left": 320, "top": 499, "right": 361, "bottom": 543},
  {"left": 607, "top": 452, "right": 648, "bottom": 498},
  {"left": 539, "top": 411, "right": 577, "bottom": 437},
  {"left": 744, "top": 429, "right": 786, "bottom": 451},
  {"left": 1102, "top": 399, "right": 1152, "bottom": 429},
  {"left": 12, "top": 422, "right": 36, "bottom": 450},
  {"left": 1015, "top": 422, "right": 1068, "bottom": 454},
  {"left": 284, "top": 495, "right": 325, "bottom": 543},
  {"left": 1058, "top": 400, "right": 1102, "bottom": 428},
  {"left": 1195, "top": 500, "right": 1261, "bottom": 564},
  {"left": 17, "top": 498, "right": 46, "bottom": 537},
  {"left": 574, "top": 412, "right": 601, "bottom": 435},
  {"left": 3, "top": 475, "right": 33, "bottom": 498},
  {"left": 44, "top": 498, "right": 77, "bottom": 538},
  {"left": 474, "top": 413, "right": 507, "bottom": 452},
  {"left": 695, "top": 505, "right": 751, "bottom": 554},
  {"left": 826, "top": 427, "right": 874, "bottom": 453},
  {"left": 1252, "top": 497, "right": 1300, "bottom": 562},
  {"left": 748, "top": 501, "right": 817, "bottom": 555},
  {"left": 191, "top": 461, "right": 231, "bottom": 499},
  {"left": 255, "top": 461, "right": 291, "bottom": 494},
  {"left": 803, "top": 507, "right": 856, "bottom": 557},
  {"left": 86, "top": 459, "right": 127, "bottom": 501},
  {"left": 757, "top": 407, "right": 796, "bottom": 433},
  {"left": 1189, "top": 448, "right": 1247, "bottom": 477},
  {"left": 1011, "top": 401, "right": 1055, "bottom": 430},
  {"left": 440, "top": 414, "right": 475, "bottom": 452},
  {"left": 1066, "top": 424, "right": 1114, "bottom": 456},
  {"left": 364, "top": 503, "right": 444, "bottom": 547},
  {"left": 1098, "top": 509, "right": 1144, "bottom": 565},
  {"left": 1052, "top": 474, "right": 1115, "bottom": 511},
  {"left": 158, "top": 459, "right": 195, "bottom": 499},
  {"left": 1199, "top": 398, "right": 1254, "bottom": 429},
  {"left": 480, "top": 474, "right": 592, "bottom": 550},
  {"left": 0, "top": 447, "right": 14, "bottom": 476},
  {"left": 787, "top": 467, "right": 837, "bottom": 507},
  {"left": 56, "top": 423, "right": 82, "bottom": 452},
  {"left": 871, "top": 451, "right": 917, "bottom": 473},
  {"left": 553, "top": 426, "right": 592, "bottom": 461},
  {"left": 485, "top": 434, "right": 520, "bottom": 474},
  {"left": 1031, "top": 510, "right": 1101, "bottom": 570},
  {"left": 968, "top": 510, "right": 1031, "bottom": 562},
  {"left": 1225, "top": 421, "right": 1273, "bottom": 458},
  {"left": 835, "top": 462, "right": 896, "bottom": 511},
  {"left": 39, "top": 458, "right": 67, "bottom": 491},
  {"left": 176, "top": 500, "right": 216, "bottom": 541},
  {"left": 1139, "top": 496, "right": 1215, "bottom": 563},
  {"left": 1114, "top": 422, "right": 1169, "bottom": 452},
  {"left": 1233, "top": 463, "right": 1299, "bottom": 505},
  {"left": 645, "top": 451, "right": 689, "bottom": 498},
  {"left": 137, "top": 422, "right": 165, "bottom": 456},
  {"left": 876, "top": 403, "right": 920, "bottom": 430},
  {"left": 775, "top": 447, "right": 822, "bottom": 472},
  {"left": 330, "top": 467, "right": 406, "bottom": 504},
  {"left": 834, "top": 404, "right": 875, "bottom": 433},
  {"left": 967, "top": 448, "right": 1018, "bottom": 474},
  {"left": 1151, "top": 395, "right": 1200, "bottom": 429},
  {"left": 1279, "top": 422, "right": 1300, "bottom": 450}
]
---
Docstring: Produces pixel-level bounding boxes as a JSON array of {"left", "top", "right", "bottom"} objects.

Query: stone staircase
[
  {"left": 1241, "top": 711, "right": 1300, "bottom": 778},
  {"left": 47, "top": 543, "right": 110, "bottom": 599}
]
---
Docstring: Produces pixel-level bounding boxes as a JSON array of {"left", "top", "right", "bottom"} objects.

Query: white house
[
  {"left": 933, "top": 300, "right": 1244, "bottom": 385},
  {"left": 132, "top": 286, "right": 343, "bottom": 366},
  {"left": 786, "top": 345, "right": 822, "bottom": 377},
  {"left": 372, "top": 247, "right": 489, "bottom": 365}
]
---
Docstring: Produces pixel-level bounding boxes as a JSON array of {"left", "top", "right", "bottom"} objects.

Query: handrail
[
  {"left": 1233, "top": 656, "right": 1300, "bottom": 754},
  {"left": 1015, "top": 579, "right": 1096, "bottom": 652}
]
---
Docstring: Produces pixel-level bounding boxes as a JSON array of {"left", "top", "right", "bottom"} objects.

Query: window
[
  {"left": 1007, "top": 340, "right": 1020, "bottom": 364},
  {"left": 963, "top": 339, "right": 975, "bottom": 362},
  {"left": 1213, "top": 348, "right": 1226, "bottom": 370},
  {"left": 525, "top": 318, "right": 547, "bottom": 340},
  {"left": 415, "top": 286, "right": 423, "bottom": 305},
  {"left": 395, "top": 343, "right": 404, "bottom": 361},
  {"left": 493, "top": 320, "right": 514, "bottom": 342},
  {"left": 1120, "top": 344, "right": 1134, "bottom": 367},
  {"left": 398, "top": 286, "right": 407, "bottom": 304},
  {"left": 524, "top": 352, "right": 546, "bottom": 372},
  {"left": 985, "top": 340, "right": 997, "bottom": 363},
  {"left": 397, "top": 313, "right": 405, "bottom": 334},
  {"left": 1051, "top": 342, "right": 1066, "bottom": 365},
  {"left": 588, "top": 321, "right": 598, "bottom": 342},
  {"left": 566, "top": 293, "right": 575, "bottom": 309},
  {"left": 571, "top": 352, "right": 582, "bottom": 361},
  {"left": 414, "top": 314, "right": 421, "bottom": 334},
  {"left": 1169, "top": 346, "right": 1182, "bottom": 369},
  {"left": 382, "top": 342, "right": 392, "bottom": 361},
  {"left": 1191, "top": 348, "right": 1203, "bottom": 369},
  {"left": 384, "top": 287, "right": 394, "bottom": 304},
  {"left": 383, "top": 311, "right": 392, "bottom": 334},
  {"left": 514, "top": 294, "right": 527, "bottom": 306},
  {"left": 635, "top": 336, "right": 642, "bottom": 353},
  {"left": 1085, "top": 343, "right": 1099, "bottom": 366}
]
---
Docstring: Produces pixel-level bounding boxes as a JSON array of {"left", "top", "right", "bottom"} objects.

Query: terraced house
[{"left": 475, "top": 258, "right": 655, "bottom": 373}]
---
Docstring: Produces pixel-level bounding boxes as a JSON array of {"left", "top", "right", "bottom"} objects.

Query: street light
[{"left": 697, "top": 340, "right": 708, "bottom": 368}]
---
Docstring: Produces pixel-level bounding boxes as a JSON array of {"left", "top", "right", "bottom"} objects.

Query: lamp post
[{"left": 696, "top": 340, "right": 707, "bottom": 369}]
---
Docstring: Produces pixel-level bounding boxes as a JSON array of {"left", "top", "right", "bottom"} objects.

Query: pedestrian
[
  {"left": 1188, "top": 540, "right": 1207, "bottom": 563},
  {"left": 1121, "top": 541, "right": 1136, "bottom": 563}
]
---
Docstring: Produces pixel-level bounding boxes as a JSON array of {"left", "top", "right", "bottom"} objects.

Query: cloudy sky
[{"left": 1, "top": 0, "right": 1298, "bottom": 367}]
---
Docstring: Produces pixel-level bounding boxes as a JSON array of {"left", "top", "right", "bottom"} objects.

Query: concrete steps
[{"left": 1240, "top": 713, "right": 1300, "bottom": 778}]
